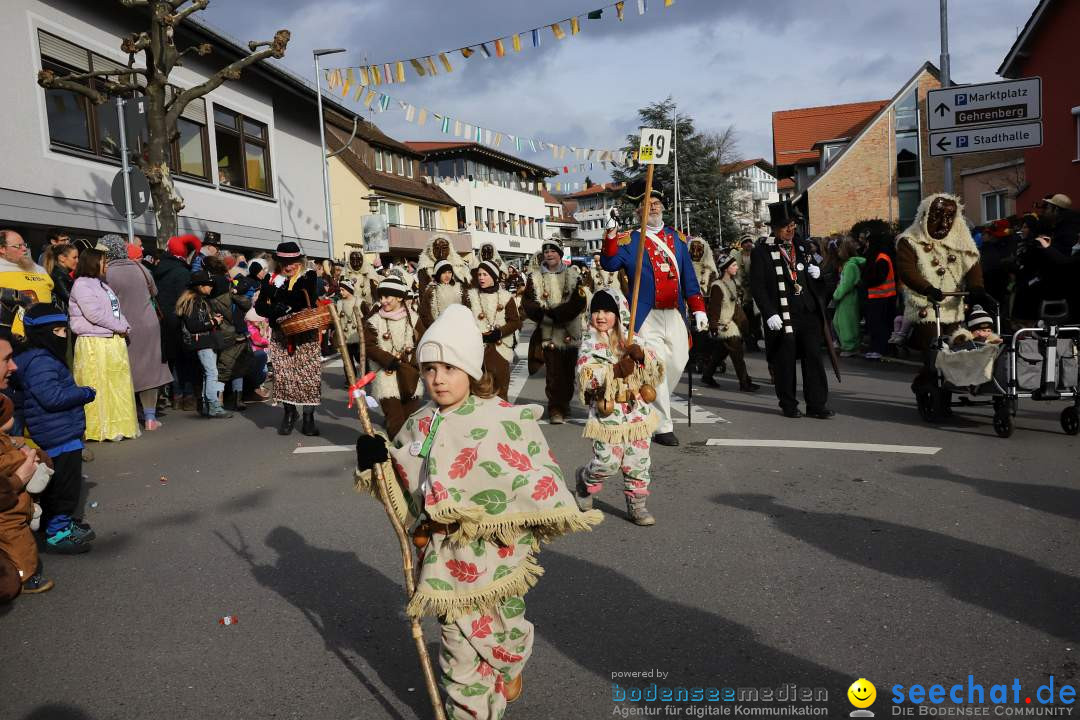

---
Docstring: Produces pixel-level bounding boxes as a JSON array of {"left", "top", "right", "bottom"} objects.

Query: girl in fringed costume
[
  {"left": 419, "top": 259, "right": 466, "bottom": 330},
  {"left": 354, "top": 304, "right": 602, "bottom": 720},
  {"left": 573, "top": 290, "right": 664, "bottom": 526},
  {"left": 464, "top": 260, "right": 522, "bottom": 401},
  {"left": 364, "top": 276, "right": 422, "bottom": 439}
]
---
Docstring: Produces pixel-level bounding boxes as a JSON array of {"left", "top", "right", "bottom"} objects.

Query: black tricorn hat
[
  {"left": 768, "top": 201, "right": 801, "bottom": 229},
  {"left": 625, "top": 176, "right": 665, "bottom": 204}
]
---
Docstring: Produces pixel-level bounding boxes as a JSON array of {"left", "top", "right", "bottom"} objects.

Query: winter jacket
[
  {"left": 207, "top": 282, "right": 252, "bottom": 381},
  {"left": 12, "top": 349, "right": 94, "bottom": 454},
  {"left": 68, "top": 277, "right": 130, "bottom": 337},
  {"left": 180, "top": 297, "right": 221, "bottom": 352},
  {"left": 152, "top": 254, "right": 192, "bottom": 361},
  {"left": 50, "top": 266, "right": 73, "bottom": 311}
]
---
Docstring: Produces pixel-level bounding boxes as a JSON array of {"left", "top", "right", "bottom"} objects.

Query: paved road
[{"left": 2, "top": 334, "right": 1077, "bottom": 719}]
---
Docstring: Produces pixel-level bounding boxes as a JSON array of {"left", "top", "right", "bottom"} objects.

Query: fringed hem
[
  {"left": 407, "top": 553, "right": 544, "bottom": 621},
  {"left": 716, "top": 328, "right": 741, "bottom": 340},
  {"left": 426, "top": 505, "right": 604, "bottom": 547},
  {"left": 577, "top": 354, "right": 664, "bottom": 407},
  {"left": 353, "top": 459, "right": 411, "bottom": 525},
  {"left": 582, "top": 412, "right": 658, "bottom": 443}
]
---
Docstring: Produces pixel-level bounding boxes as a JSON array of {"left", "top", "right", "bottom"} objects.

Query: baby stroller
[{"left": 914, "top": 293, "right": 1080, "bottom": 437}]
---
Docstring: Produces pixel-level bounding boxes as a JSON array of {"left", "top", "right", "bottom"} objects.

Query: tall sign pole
[
  {"left": 939, "top": 0, "right": 953, "bottom": 194},
  {"left": 314, "top": 48, "right": 346, "bottom": 259},
  {"left": 627, "top": 127, "right": 672, "bottom": 344},
  {"left": 672, "top": 105, "right": 680, "bottom": 234},
  {"left": 116, "top": 97, "right": 135, "bottom": 243}
]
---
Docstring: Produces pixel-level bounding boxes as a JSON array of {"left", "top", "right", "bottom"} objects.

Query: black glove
[
  {"left": 925, "top": 286, "right": 946, "bottom": 303},
  {"left": 356, "top": 434, "right": 389, "bottom": 471},
  {"left": 482, "top": 330, "right": 501, "bottom": 344},
  {"left": 386, "top": 358, "right": 400, "bottom": 372}
]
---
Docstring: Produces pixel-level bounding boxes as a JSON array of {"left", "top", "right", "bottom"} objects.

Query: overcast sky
[{"left": 202, "top": 0, "right": 1036, "bottom": 180}]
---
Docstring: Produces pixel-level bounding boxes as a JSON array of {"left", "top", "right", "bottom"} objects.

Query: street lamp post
[{"left": 314, "top": 48, "right": 346, "bottom": 260}]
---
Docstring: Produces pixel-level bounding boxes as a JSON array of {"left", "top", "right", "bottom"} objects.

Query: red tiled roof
[
  {"left": 778, "top": 178, "right": 796, "bottom": 191},
  {"left": 772, "top": 100, "right": 890, "bottom": 168},
  {"left": 718, "top": 158, "right": 776, "bottom": 176},
  {"left": 565, "top": 182, "right": 624, "bottom": 199}
]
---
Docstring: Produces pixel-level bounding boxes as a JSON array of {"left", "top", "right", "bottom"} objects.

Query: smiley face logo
[{"left": 848, "top": 678, "right": 876, "bottom": 709}]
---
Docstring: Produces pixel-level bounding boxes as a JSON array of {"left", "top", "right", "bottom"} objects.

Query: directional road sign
[
  {"left": 927, "top": 77, "right": 1041, "bottom": 131},
  {"left": 928, "top": 121, "right": 1042, "bottom": 157}
]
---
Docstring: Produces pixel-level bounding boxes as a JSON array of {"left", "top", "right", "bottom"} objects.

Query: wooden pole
[
  {"left": 327, "top": 305, "right": 446, "bottom": 720},
  {"left": 626, "top": 162, "right": 655, "bottom": 345}
]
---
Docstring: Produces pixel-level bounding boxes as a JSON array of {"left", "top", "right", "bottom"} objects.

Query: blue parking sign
[
  {"left": 957, "top": 136, "right": 969, "bottom": 148},
  {"left": 954, "top": 93, "right": 967, "bottom": 106}
]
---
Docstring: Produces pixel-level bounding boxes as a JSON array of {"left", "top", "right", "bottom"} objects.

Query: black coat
[
  {"left": 50, "top": 266, "right": 73, "bottom": 311},
  {"left": 254, "top": 270, "right": 319, "bottom": 325},
  {"left": 750, "top": 236, "right": 828, "bottom": 332},
  {"left": 153, "top": 254, "right": 192, "bottom": 361}
]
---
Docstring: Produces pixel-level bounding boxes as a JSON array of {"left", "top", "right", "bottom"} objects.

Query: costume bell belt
[{"left": 412, "top": 520, "right": 460, "bottom": 549}]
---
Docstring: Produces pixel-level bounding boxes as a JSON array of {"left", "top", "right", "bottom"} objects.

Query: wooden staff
[
  {"left": 327, "top": 304, "right": 446, "bottom": 720},
  {"left": 626, "top": 162, "right": 655, "bottom": 345}
]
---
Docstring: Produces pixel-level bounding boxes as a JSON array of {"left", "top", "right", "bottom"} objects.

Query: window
[
  {"left": 895, "top": 87, "right": 918, "bottom": 133},
  {"left": 406, "top": 157, "right": 414, "bottom": 178},
  {"left": 397, "top": 154, "right": 405, "bottom": 176},
  {"left": 474, "top": 206, "right": 483, "bottom": 230},
  {"left": 498, "top": 211, "right": 506, "bottom": 233},
  {"left": 214, "top": 106, "right": 271, "bottom": 194},
  {"left": 486, "top": 209, "right": 495, "bottom": 232},
  {"left": 379, "top": 200, "right": 401, "bottom": 225},
  {"left": 168, "top": 89, "right": 209, "bottom": 180},
  {"left": 898, "top": 181, "right": 921, "bottom": 228},
  {"left": 38, "top": 31, "right": 144, "bottom": 160},
  {"left": 983, "top": 191, "right": 1008, "bottom": 223},
  {"left": 420, "top": 207, "right": 437, "bottom": 230},
  {"left": 375, "top": 149, "right": 383, "bottom": 171},
  {"left": 528, "top": 218, "right": 535, "bottom": 238},
  {"left": 508, "top": 213, "right": 517, "bottom": 236}
]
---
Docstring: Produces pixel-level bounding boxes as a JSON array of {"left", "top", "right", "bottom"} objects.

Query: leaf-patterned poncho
[{"left": 355, "top": 395, "right": 602, "bottom": 620}]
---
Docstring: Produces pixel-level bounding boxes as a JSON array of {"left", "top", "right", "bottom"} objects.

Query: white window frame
[
  {"left": 419, "top": 206, "right": 438, "bottom": 231},
  {"left": 374, "top": 149, "right": 382, "bottom": 171},
  {"left": 981, "top": 190, "right": 1008, "bottom": 223},
  {"left": 379, "top": 199, "right": 401, "bottom": 225}
]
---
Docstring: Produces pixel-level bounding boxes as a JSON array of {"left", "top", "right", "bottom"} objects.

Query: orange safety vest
[{"left": 867, "top": 252, "right": 897, "bottom": 299}]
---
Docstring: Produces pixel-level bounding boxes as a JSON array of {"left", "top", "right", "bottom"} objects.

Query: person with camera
[{"left": 0, "top": 230, "right": 54, "bottom": 335}]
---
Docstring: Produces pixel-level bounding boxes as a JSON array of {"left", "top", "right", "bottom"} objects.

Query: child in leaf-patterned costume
[
  {"left": 573, "top": 290, "right": 665, "bottom": 526},
  {"left": 355, "top": 304, "right": 602, "bottom": 719}
]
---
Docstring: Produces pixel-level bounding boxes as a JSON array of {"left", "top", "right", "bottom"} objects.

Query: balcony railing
[{"left": 386, "top": 224, "right": 472, "bottom": 253}]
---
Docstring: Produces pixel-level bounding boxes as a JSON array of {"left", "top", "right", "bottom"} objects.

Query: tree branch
[
  {"left": 118, "top": 0, "right": 150, "bottom": 6},
  {"left": 176, "top": 42, "right": 212, "bottom": 65},
  {"left": 165, "top": 0, "right": 209, "bottom": 26},
  {"left": 121, "top": 32, "right": 151, "bottom": 55},
  {"left": 37, "top": 69, "right": 130, "bottom": 105},
  {"left": 166, "top": 30, "right": 289, "bottom": 126}
]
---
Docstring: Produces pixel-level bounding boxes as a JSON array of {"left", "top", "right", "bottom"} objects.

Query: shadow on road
[
  {"left": 528, "top": 550, "right": 851, "bottom": 715},
  {"left": 712, "top": 493, "right": 1080, "bottom": 640},
  {"left": 215, "top": 525, "right": 425, "bottom": 720},
  {"left": 898, "top": 464, "right": 1080, "bottom": 521}
]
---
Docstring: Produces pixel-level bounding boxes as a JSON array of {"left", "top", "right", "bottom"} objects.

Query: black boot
[
  {"left": 277, "top": 404, "right": 298, "bottom": 435},
  {"left": 233, "top": 391, "right": 246, "bottom": 412},
  {"left": 197, "top": 396, "right": 209, "bottom": 417},
  {"left": 300, "top": 408, "right": 320, "bottom": 436}
]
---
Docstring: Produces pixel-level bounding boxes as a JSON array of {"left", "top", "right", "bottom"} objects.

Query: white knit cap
[
  {"left": 416, "top": 304, "right": 484, "bottom": 380},
  {"left": 378, "top": 276, "right": 409, "bottom": 298}
]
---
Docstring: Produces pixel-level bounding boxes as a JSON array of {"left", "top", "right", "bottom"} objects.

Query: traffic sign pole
[
  {"left": 939, "top": 0, "right": 953, "bottom": 194},
  {"left": 116, "top": 97, "right": 135, "bottom": 244}
]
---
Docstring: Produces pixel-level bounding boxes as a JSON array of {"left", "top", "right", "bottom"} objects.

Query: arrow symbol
[
  {"left": 936, "top": 136, "right": 952, "bottom": 151},
  {"left": 934, "top": 102, "right": 950, "bottom": 117}
]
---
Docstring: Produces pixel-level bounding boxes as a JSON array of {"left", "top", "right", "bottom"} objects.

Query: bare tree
[
  {"left": 701, "top": 127, "right": 741, "bottom": 168},
  {"left": 37, "top": 0, "right": 289, "bottom": 244}
]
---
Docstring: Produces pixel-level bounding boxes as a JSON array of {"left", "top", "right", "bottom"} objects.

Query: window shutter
[
  {"left": 39, "top": 30, "right": 90, "bottom": 71},
  {"left": 165, "top": 87, "right": 207, "bottom": 125}
]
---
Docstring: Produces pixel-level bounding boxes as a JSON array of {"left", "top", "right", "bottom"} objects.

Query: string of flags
[
  {"left": 324, "top": 74, "right": 633, "bottom": 180},
  {"left": 324, "top": 0, "right": 676, "bottom": 89}
]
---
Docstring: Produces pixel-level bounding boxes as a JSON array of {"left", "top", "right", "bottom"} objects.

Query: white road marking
[
  {"left": 506, "top": 333, "right": 532, "bottom": 404},
  {"left": 670, "top": 393, "right": 731, "bottom": 424},
  {"left": 294, "top": 445, "right": 352, "bottom": 454},
  {"left": 705, "top": 439, "right": 940, "bottom": 455}
]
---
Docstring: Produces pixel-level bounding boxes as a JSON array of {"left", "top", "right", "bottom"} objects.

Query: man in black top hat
[{"left": 749, "top": 201, "right": 834, "bottom": 419}]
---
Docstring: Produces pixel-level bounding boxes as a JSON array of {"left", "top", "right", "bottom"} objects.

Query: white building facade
[
  {"left": 411, "top": 142, "right": 554, "bottom": 260},
  {"left": 722, "top": 160, "right": 780, "bottom": 231},
  {"left": 1, "top": 0, "right": 341, "bottom": 256},
  {"left": 568, "top": 183, "right": 622, "bottom": 255}
]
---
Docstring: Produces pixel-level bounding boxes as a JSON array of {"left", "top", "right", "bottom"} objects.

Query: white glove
[
  {"left": 807, "top": 265, "right": 821, "bottom": 280},
  {"left": 693, "top": 311, "right": 708, "bottom": 332},
  {"left": 272, "top": 274, "right": 287, "bottom": 289},
  {"left": 766, "top": 314, "right": 784, "bottom": 331},
  {"left": 606, "top": 207, "right": 619, "bottom": 230}
]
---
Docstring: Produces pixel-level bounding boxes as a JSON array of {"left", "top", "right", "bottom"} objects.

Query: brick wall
[{"left": 806, "top": 69, "right": 1023, "bottom": 237}]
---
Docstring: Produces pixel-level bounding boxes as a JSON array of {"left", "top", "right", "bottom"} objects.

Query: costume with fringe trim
[
  {"left": 690, "top": 238, "right": 719, "bottom": 293},
  {"left": 353, "top": 395, "right": 601, "bottom": 621},
  {"left": 897, "top": 193, "right": 982, "bottom": 326},
  {"left": 418, "top": 280, "right": 465, "bottom": 330}
]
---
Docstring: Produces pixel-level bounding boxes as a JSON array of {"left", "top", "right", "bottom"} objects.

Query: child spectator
[
  {"left": 175, "top": 271, "right": 232, "bottom": 419},
  {"left": 13, "top": 304, "right": 96, "bottom": 554}
]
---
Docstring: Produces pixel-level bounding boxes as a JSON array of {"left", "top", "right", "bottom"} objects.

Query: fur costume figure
[
  {"left": 416, "top": 236, "right": 470, "bottom": 291},
  {"left": 354, "top": 396, "right": 602, "bottom": 719},
  {"left": 520, "top": 260, "right": 588, "bottom": 422},
  {"left": 418, "top": 261, "right": 466, "bottom": 330},
  {"left": 465, "top": 282, "right": 522, "bottom": 400},
  {"left": 344, "top": 250, "right": 382, "bottom": 316},
  {"left": 896, "top": 193, "right": 984, "bottom": 330},
  {"left": 590, "top": 255, "right": 626, "bottom": 297},
  {"left": 469, "top": 243, "right": 508, "bottom": 278},
  {"left": 702, "top": 258, "right": 758, "bottom": 392},
  {"left": 689, "top": 238, "right": 719, "bottom": 291},
  {"left": 364, "top": 280, "right": 422, "bottom": 437},
  {"left": 573, "top": 290, "right": 664, "bottom": 525}
]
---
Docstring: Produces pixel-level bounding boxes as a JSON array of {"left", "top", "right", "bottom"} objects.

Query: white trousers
[{"left": 638, "top": 308, "right": 689, "bottom": 434}]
